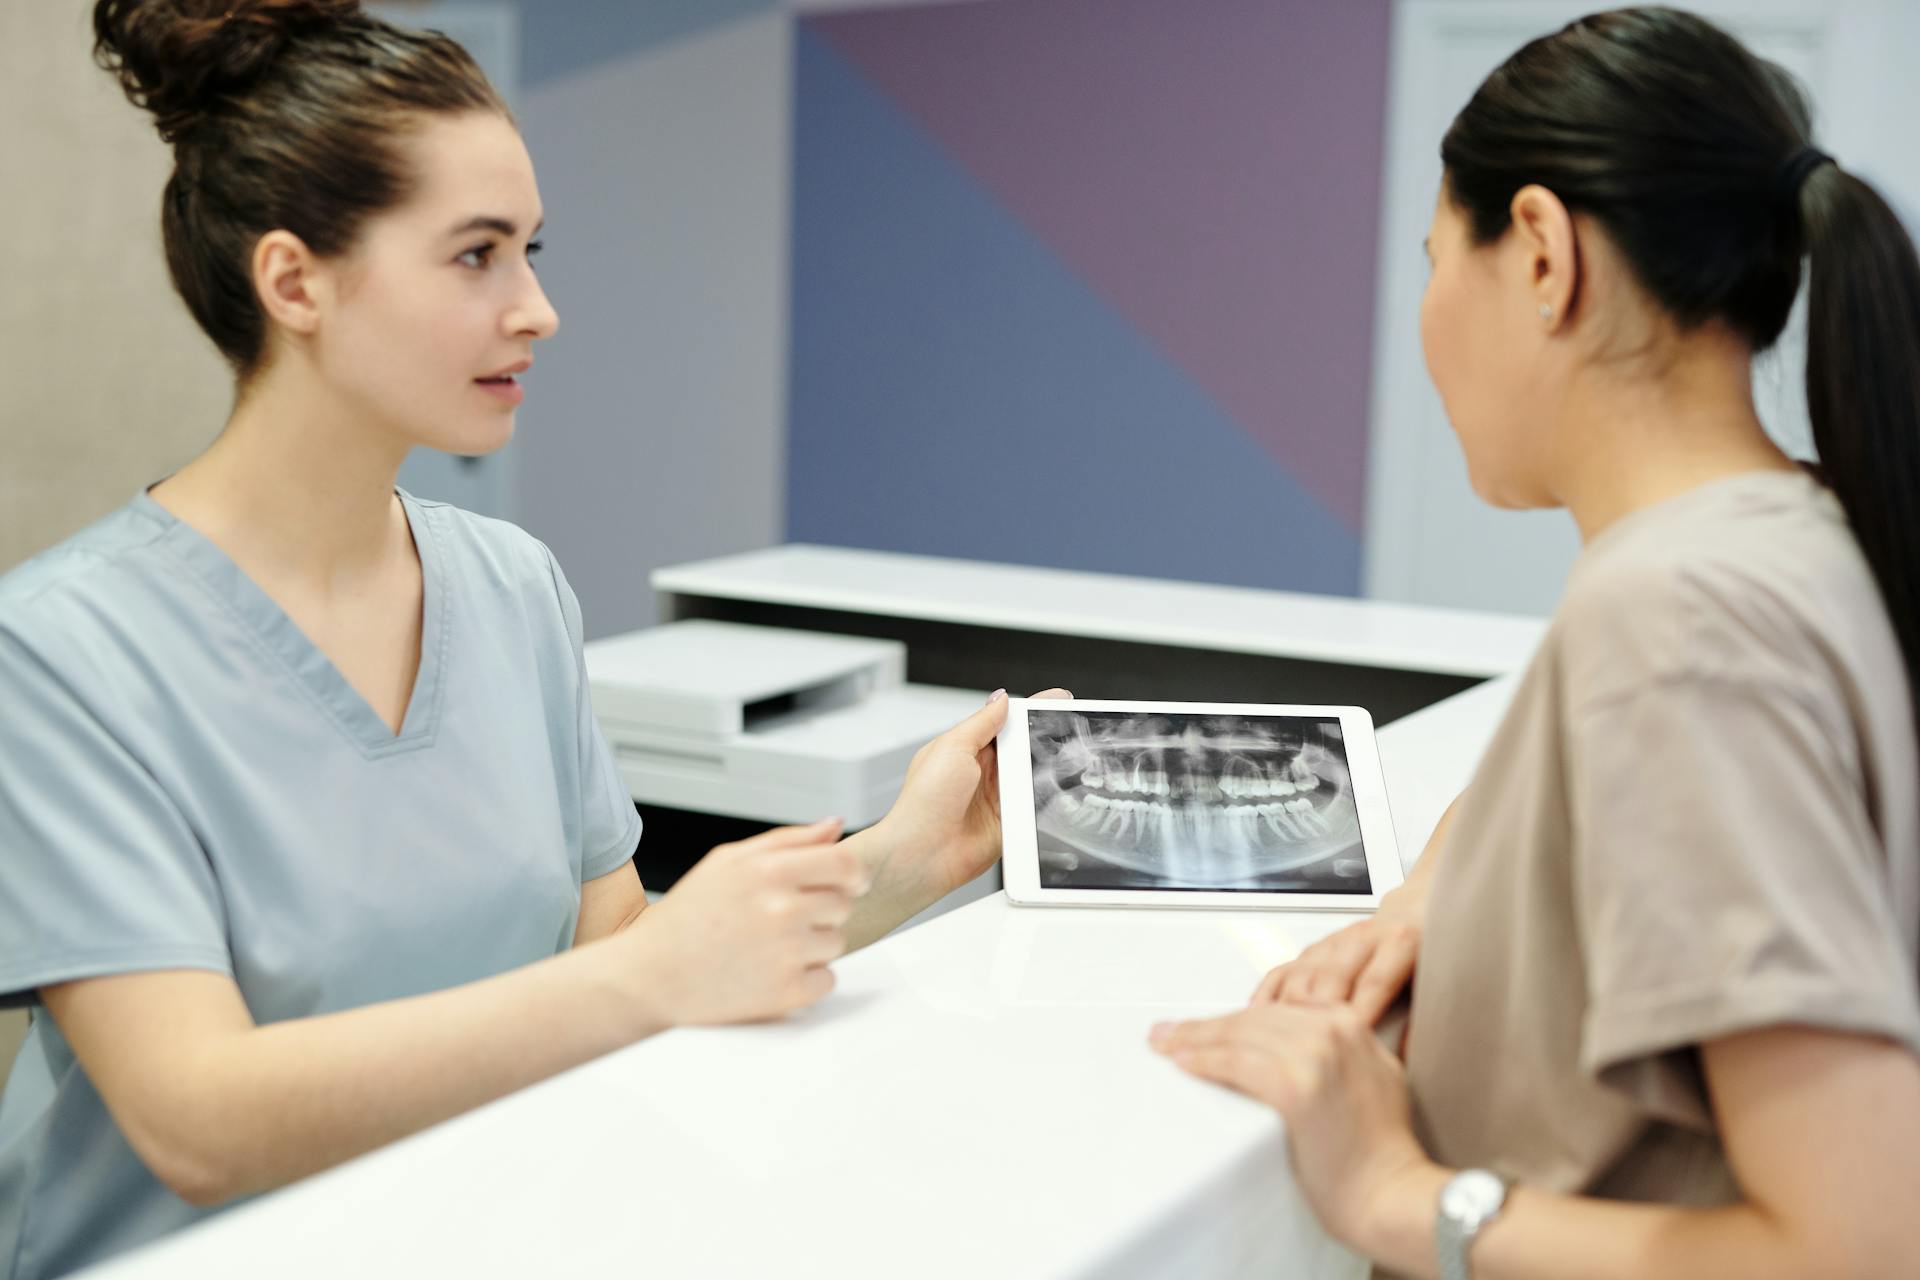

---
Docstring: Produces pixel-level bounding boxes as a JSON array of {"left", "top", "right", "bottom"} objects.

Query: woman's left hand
[
  {"left": 872, "top": 687, "right": 1072, "bottom": 900},
  {"left": 1149, "top": 1002, "right": 1435, "bottom": 1247}
]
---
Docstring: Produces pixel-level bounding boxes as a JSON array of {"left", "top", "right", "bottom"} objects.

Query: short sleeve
[
  {"left": 0, "top": 631, "right": 231, "bottom": 1008},
  {"left": 1569, "top": 675, "right": 1920, "bottom": 1092},
  {"left": 540, "top": 551, "right": 642, "bottom": 882}
]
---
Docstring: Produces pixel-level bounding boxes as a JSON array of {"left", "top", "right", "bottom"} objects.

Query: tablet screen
[{"left": 1026, "top": 708, "right": 1370, "bottom": 893}]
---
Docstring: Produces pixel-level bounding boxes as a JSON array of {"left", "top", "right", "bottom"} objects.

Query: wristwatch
[{"left": 1436, "top": 1167, "right": 1509, "bottom": 1280}]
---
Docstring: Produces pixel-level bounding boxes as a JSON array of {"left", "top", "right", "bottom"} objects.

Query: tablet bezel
[{"left": 997, "top": 697, "right": 1403, "bottom": 910}]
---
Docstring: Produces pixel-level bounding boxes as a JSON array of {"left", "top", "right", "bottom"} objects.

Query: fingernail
[
  {"left": 987, "top": 689, "right": 1007, "bottom": 705},
  {"left": 1148, "top": 1021, "right": 1173, "bottom": 1045}
]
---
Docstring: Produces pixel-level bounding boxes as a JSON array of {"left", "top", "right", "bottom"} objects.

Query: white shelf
[{"left": 655, "top": 543, "right": 1547, "bottom": 678}]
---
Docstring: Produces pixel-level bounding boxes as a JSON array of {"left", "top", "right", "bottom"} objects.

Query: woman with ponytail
[
  {"left": 1152, "top": 8, "right": 1920, "bottom": 1278},
  {"left": 0, "top": 4, "right": 1027, "bottom": 1274}
]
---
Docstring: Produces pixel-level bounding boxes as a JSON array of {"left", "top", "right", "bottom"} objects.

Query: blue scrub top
[{"left": 0, "top": 489, "right": 642, "bottom": 1279}]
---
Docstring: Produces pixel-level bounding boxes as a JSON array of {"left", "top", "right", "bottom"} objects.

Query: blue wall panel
[{"left": 788, "top": 29, "right": 1362, "bottom": 595}]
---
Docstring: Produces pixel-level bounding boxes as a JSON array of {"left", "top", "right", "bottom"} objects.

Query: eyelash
[{"left": 458, "top": 240, "right": 544, "bottom": 269}]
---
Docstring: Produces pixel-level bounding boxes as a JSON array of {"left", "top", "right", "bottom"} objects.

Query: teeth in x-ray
[
  {"left": 1223, "top": 758, "right": 1261, "bottom": 799},
  {"left": 1286, "top": 796, "right": 1330, "bottom": 833},
  {"left": 1030, "top": 710, "right": 1363, "bottom": 882}
]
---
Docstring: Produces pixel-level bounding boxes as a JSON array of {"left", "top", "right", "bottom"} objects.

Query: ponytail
[{"left": 1800, "top": 166, "right": 1920, "bottom": 724}]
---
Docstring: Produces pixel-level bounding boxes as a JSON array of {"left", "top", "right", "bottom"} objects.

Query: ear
[
  {"left": 1508, "top": 184, "right": 1580, "bottom": 333},
  {"left": 250, "top": 229, "right": 327, "bottom": 339}
]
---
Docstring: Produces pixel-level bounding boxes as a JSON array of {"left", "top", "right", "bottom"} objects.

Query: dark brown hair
[
  {"left": 1442, "top": 6, "right": 1920, "bottom": 726},
  {"left": 93, "top": 0, "right": 509, "bottom": 375}
]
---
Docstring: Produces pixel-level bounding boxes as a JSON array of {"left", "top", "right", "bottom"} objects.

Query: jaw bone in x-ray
[{"left": 1028, "top": 709, "right": 1367, "bottom": 890}]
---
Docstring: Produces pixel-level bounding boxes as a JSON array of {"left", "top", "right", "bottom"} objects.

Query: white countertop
[
  {"left": 655, "top": 544, "right": 1547, "bottom": 679},
  {"left": 83, "top": 678, "right": 1519, "bottom": 1280}
]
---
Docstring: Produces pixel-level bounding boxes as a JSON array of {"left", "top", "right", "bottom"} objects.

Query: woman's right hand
[
  {"left": 1250, "top": 890, "right": 1423, "bottom": 1025},
  {"left": 622, "top": 818, "right": 868, "bottom": 1027},
  {"left": 1252, "top": 793, "right": 1463, "bottom": 1023}
]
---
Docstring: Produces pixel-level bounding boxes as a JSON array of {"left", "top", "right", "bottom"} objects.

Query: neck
[
  {"left": 150, "top": 355, "right": 413, "bottom": 587},
  {"left": 1546, "top": 327, "right": 1799, "bottom": 543}
]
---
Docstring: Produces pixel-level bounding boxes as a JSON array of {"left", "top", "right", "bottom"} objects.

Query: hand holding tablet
[{"left": 996, "top": 698, "right": 1403, "bottom": 910}]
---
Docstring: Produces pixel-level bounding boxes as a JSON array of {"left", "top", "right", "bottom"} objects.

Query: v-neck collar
[{"left": 135, "top": 486, "right": 449, "bottom": 759}]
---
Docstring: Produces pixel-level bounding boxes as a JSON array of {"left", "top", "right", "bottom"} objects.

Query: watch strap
[{"left": 1435, "top": 1169, "right": 1508, "bottom": 1280}]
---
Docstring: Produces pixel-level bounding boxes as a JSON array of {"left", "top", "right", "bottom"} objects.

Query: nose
[{"left": 509, "top": 270, "right": 560, "bottom": 341}]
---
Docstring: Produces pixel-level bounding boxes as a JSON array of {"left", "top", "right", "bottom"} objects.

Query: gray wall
[{"left": 513, "top": 6, "right": 792, "bottom": 638}]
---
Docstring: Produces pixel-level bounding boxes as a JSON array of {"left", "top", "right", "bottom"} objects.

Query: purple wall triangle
[{"left": 808, "top": 0, "right": 1393, "bottom": 530}]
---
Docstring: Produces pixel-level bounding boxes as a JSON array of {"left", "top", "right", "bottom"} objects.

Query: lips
[
  {"left": 475, "top": 357, "right": 531, "bottom": 388},
  {"left": 474, "top": 358, "right": 531, "bottom": 404},
  {"left": 475, "top": 376, "right": 526, "bottom": 406},
  {"left": 478, "top": 357, "right": 532, "bottom": 381}
]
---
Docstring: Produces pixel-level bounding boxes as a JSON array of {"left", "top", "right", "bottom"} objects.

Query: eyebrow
[{"left": 446, "top": 215, "right": 545, "bottom": 239}]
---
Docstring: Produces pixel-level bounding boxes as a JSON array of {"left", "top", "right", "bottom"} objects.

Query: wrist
[
  {"left": 1353, "top": 1154, "right": 1451, "bottom": 1274},
  {"left": 601, "top": 916, "right": 679, "bottom": 1040},
  {"left": 848, "top": 819, "right": 940, "bottom": 905},
  {"left": 1378, "top": 881, "right": 1429, "bottom": 927}
]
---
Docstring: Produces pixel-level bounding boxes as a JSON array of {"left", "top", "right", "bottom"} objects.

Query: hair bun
[{"left": 93, "top": 0, "right": 361, "bottom": 143}]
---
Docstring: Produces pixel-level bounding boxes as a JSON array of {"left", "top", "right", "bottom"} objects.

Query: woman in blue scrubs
[
  {"left": 1151, "top": 9, "right": 1920, "bottom": 1279},
  {"left": 0, "top": 4, "right": 1030, "bottom": 1275}
]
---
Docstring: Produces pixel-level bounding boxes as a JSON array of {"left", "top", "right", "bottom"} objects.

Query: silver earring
[{"left": 1539, "top": 303, "right": 1552, "bottom": 320}]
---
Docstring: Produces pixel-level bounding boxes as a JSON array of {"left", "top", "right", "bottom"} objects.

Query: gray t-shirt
[
  {"left": 1405, "top": 470, "right": 1920, "bottom": 1217},
  {"left": 0, "top": 489, "right": 642, "bottom": 1279}
]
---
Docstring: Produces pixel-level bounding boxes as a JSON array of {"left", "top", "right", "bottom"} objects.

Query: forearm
[
  {"left": 178, "top": 938, "right": 659, "bottom": 1202},
  {"left": 1362, "top": 1162, "right": 1836, "bottom": 1280},
  {"left": 1396, "top": 792, "right": 1461, "bottom": 903}
]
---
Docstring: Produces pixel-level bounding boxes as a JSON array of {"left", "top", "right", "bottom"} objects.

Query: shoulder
[
  {"left": 0, "top": 500, "right": 175, "bottom": 666},
  {"left": 405, "top": 492, "right": 560, "bottom": 592},
  {"left": 1552, "top": 473, "right": 1893, "bottom": 712},
  {"left": 404, "top": 493, "right": 584, "bottom": 649}
]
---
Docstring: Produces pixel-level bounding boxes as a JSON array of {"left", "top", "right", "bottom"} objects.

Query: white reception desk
[
  {"left": 80, "top": 675, "right": 1519, "bottom": 1280},
  {"left": 653, "top": 544, "right": 1545, "bottom": 680}
]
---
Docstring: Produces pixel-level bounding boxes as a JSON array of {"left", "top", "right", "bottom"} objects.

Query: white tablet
[{"left": 997, "top": 698, "right": 1402, "bottom": 910}]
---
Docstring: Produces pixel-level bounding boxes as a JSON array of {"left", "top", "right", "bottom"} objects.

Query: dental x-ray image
[{"left": 1027, "top": 709, "right": 1370, "bottom": 893}]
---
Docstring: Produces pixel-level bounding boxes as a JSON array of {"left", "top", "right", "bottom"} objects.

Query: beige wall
[
  {"left": 1, "top": 2, "right": 232, "bottom": 575},
  {"left": 2, "top": 5, "right": 235, "bottom": 1053}
]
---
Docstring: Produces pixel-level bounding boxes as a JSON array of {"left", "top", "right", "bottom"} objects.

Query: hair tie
[{"left": 1774, "top": 146, "right": 1834, "bottom": 213}]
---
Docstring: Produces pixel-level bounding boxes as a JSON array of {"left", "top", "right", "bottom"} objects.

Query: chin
[
  {"left": 1462, "top": 460, "right": 1525, "bottom": 510},
  {"left": 1473, "top": 474, "right": 1559, "bottom": 512},
  {"left": 426, "top": 419, "right": 516, "bottom": 457}
]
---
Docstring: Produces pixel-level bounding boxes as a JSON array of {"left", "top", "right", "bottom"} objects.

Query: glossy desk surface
[
  {"left": 83, "top": 678, "right": 1517, "bottom": 1279},
  {"left": 656, "top": 544, "right": 1547, "bottom": 679}
]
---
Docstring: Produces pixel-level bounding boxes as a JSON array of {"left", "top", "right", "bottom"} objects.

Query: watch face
[{"left": 1441, "top": 1169, "right": 1506, "bottom": 1223}]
